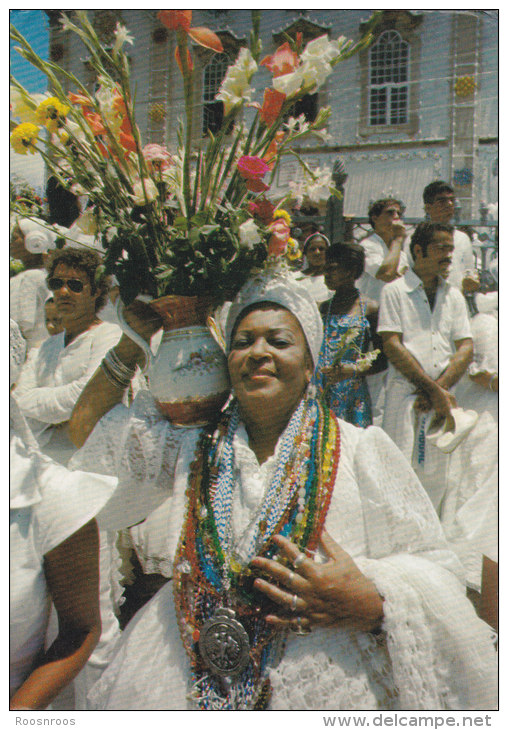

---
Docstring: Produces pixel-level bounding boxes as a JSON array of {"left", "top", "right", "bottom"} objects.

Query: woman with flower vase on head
[
  {"left": 11, "top": 12, "right": 498, "bottom": 710},
  {"left": 67, "top": 263, "right": 496, "bottom": 710},
  {"left": 314, "top": 243, "right": 385, "bottom": 427}
]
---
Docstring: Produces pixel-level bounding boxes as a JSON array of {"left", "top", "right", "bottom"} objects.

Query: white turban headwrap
[
  {"left": 225, "top": 269, "right": 324, "bottom": 366},
  {"left": 17, "top": 218, "right": 58, "bottom": 254}
]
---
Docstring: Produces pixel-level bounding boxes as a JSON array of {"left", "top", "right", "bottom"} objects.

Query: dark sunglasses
[{"left": 47, "top": 277, "right": 85, "bottom": 293}]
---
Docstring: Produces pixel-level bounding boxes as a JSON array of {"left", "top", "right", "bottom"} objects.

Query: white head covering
[
  {"left": 17, "top": 217, "right": 58, "bottom": 254},
  {"left": 225, "top": 269, "right": 324, "bottom": 365}
]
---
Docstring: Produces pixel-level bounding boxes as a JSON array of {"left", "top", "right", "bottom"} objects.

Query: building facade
[{"left": 45, "top": 9, "right": 498, "bottom": 219}]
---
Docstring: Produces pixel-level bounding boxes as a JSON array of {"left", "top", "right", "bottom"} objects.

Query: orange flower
[
  {"left": 112, "top": 91, "right": 127, "bottom": 118},
  {"left": 187, "top": 27, "right": 223, "bottom": 53},
  {"left": 158, "top": 10, "right": 192, "bottom": 32},
  {"left": 259, "top": 88, "right": 286, "bottom": 127},
  {"left": 158, "top": 10, "right": 223, "bottom": 53},
  {"left": 120, "top": 114, "right": 133, "bottom": 136},
  {"left": 175, "top": 45, "right": 194, "bottom": 74},
  {"left": 97, "top": 141, "right": 110, "bottom": 159},
  {"left": 68, "top": 91, "right": 92, "bottom": 108},
  {"left": 261, "top": 42, "right": 299, "bottom": 78},
  {"left": 262, "top": 131, "right": 285, "bottom": 170},
  {"left": 119, "top": 130, "right": 137, "bottom": 154},
  {"left": 84, "top": 110, "right": 105, "bottom": 136}
]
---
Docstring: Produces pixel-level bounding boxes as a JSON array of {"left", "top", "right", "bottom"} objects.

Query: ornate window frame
[{"left": 358, "top": 10, "right": 422, "bottom": 137}]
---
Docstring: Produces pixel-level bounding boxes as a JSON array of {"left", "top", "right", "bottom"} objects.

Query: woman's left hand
[{"left": 250, "top": 532, "right": 384, "bottom": 634}]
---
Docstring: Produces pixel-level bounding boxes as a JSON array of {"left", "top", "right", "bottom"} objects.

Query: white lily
[{"left": 113, "top": 23, "right": 134, "bottom": 54}]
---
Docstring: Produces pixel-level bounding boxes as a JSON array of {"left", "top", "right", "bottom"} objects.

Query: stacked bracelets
[{"left": 101, "top": 348, "right": 136, "bottom": 389}]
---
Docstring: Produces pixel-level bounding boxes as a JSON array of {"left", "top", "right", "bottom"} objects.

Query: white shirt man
[
  {"left": 404, "top": 182, "right": 477, "bottom": 292},
  {"left": 15, "top": 321, "right": 122, "bottom": 464},
  {"left": 357, "top": 199, "right": 409, "bottom": 425},
  {"left": 358, "top": 199, "right": 409, "bottom": 304},
  {"left": 378, "top": 222, "right": 473, "bottom": 513}
]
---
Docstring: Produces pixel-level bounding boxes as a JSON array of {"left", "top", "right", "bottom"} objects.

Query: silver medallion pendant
[{"left": 198, "top": 607, "right": 250, "bottom": 677}]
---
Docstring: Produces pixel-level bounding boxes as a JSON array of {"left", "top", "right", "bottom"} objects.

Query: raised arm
[
  {"left": 375, "top": 224, "right": 406, "bottom": 283},
  {"left": 68, "top": 301, "right": 162, "bottom": 448}
]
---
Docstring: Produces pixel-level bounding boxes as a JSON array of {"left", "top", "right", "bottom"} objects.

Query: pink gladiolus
[
  {"left": 237, "top": 156, "right": 270, "bottom": 181},
  {"left": 267, "top": 217, "right": 291, "bottom": 256},
  {"left": 143, "top": 143, "right": 173, "bottom": 170},
  {"left": 261, "top": 42, "right": 299, "bottom": 78}
]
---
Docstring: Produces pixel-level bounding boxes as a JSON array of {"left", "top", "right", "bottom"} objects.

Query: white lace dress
[{"left": 69, "top": 391, "right": 497, "bottom": 711}]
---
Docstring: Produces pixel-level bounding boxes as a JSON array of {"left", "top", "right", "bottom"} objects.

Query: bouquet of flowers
[
  {"left": 10, "top": 9, "right": 380, "bottom": 305},
  {"left": 320, "top": 325, "right": 381, "bottom": 402}
]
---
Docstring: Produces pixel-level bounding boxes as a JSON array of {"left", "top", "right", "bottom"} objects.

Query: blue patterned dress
[{"left": 315, "top": 297, "right": 372, "bottom": 427}]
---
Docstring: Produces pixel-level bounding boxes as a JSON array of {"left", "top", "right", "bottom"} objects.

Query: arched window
[
  {"left": 358, "top": 11, "right": 421, "bottom": 137},
  {"left": 368, "top": 30, "right": 409, "bottom": 126},
  {"left": 202, "top": 53, "right": 230, "bottom": 135}
]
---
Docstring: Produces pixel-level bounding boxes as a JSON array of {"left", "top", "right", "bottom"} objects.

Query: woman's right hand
[
  {"left": 121, "top": 299, "right": 163, "bottom": 344},
  {"left": 115, "top": 300, "right": 163, "bottom": 369}
]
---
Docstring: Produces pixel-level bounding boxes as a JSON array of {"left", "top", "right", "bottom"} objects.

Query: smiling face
[{"left": 228, "top": 306, "right": 313, "bottom": 427}]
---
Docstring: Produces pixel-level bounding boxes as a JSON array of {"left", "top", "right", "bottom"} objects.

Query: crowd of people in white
[{"left": 10, "top": 179, "right": 498, "bottom": 711}]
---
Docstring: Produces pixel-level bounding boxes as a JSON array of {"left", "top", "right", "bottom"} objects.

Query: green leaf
[{"left": 173, "top": 216, "right": 188, "bottom": 231}]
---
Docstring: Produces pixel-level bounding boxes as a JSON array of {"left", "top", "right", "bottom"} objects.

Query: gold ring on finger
[
  {"left": 288, "top": 571, "right": 295, "bottom": 585},
  {"left": 291, "top": 593, "right": 298, "bottom": 612}
]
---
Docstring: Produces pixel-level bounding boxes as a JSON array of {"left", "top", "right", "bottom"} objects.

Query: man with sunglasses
[
  {"left": 358, "top": 197, "right": 409, "bottom": 305},
  {"left": 13, "top": 247, "right": 124, "bottom": 709},
  {"left": 418, "top": 181, "right": 478, "bottom": 294},
  {"left": 14, "top": 247, "right": 122, "bottom": 464}
]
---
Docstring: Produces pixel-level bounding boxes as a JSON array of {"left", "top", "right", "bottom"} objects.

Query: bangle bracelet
[
  {"left": 105, "top": 348, "right": 136, "bottom": 378},
  {"left": 100, "top": 358, "right": 131, "bottom": 390}
]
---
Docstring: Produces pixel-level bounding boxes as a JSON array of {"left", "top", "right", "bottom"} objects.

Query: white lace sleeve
[
  {"left": 69, "top": 391, "right": 186, "bottom": 530},
  {"left": 352, "top": 426, "right": 497, "bottom": 709},
  {"left": 468, "top": 313, "right": 498, "bottom": 375}
]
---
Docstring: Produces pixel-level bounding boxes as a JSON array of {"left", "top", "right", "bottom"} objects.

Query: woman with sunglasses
[{"left": 14, "top": 247, "right": 123, "bottom": 466}]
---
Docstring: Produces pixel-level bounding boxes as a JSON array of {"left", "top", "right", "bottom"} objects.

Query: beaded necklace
[{"left": 173, "top": 395, "right": 340, "bottom": 710}]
